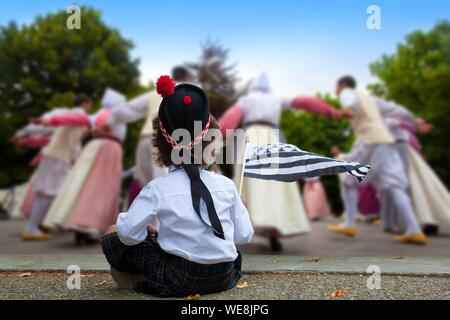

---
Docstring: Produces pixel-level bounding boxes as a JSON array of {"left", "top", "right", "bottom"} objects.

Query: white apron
[{"left": 234, "top": 124, "right": 310, "bottom": 237}]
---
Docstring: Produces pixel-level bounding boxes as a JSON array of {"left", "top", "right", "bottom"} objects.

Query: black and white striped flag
[{"left": 243, "top": 143, "right": 370, "bottom": 182}]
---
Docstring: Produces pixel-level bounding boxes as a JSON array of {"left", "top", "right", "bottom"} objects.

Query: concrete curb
[{"left": 1, "top": 254, "right": 449, "bottom": 276}]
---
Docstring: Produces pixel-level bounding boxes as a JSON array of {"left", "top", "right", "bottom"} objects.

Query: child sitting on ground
[{"left": 101, "top": 76, "right": 254, "bottom": 297}]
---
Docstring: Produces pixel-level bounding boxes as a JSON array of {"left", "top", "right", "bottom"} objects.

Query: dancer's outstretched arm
[
  {"left": 17, "top": 135, "right": 51, "bottom": 149},
  {"left": 41, "top": 108, "right": 90, "bottom": 127},
  {"left": 15, "top": 123, "right": 53, "bottom": 138},
  {"left": 289, "top": 96, "right": 341, "bottom": 119},
  {"left": 108, "top": 92, "right": 153, "bottom": 125},
  {"left": 218, "top": 105, "right": 244, "bottom": 137},
  {"left": 376, "top": 98, "right": 417, "bottom": 123}
]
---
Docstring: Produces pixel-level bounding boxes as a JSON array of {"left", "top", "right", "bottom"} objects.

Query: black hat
[
  {"left": 156, "top": 76, "right": 211, "bottom": 149},
  {"left": 158, "top": 85, "right": 210, "bottom": 149},
  {"left": 156, "top": 75, "right": 224, "bottom": 240}
]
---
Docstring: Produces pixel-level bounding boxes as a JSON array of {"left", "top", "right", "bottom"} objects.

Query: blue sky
[{"left": 1, "top": 0, "right": 449, "bottom": 96}]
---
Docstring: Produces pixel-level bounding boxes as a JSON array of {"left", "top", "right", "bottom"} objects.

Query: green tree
[
  {"left": 0, "top": 7, "right": 142, "bottom": 187},
  {"left": 369, "top": 20, "right": 450, "bottom": 186},
  {"left": 186, "top": 39, "right": 239, "bottom": 118}
]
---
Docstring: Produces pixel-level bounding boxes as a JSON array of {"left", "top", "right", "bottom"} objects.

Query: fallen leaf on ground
[
  {"left": 185, "top": 294, "right": 201, "bottom": 300},
  {"left": 18, "top": 272, "right": 32, "bottom": 277},
  {"left": 330, "top": 289, "right": 348, "bottom": 298},
  {"left": 237, "top": 281, "right": 248, "bottom": 289},
  {"left": 310, "top": 258, "right": 321, "bottom": 263}
]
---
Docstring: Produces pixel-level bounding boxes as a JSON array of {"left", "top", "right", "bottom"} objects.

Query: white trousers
[
  {"left": 25, "top": 193, "right": 54, "bottom": 234},
  {"left": 341, "top": 143, "right": 420, "bottom": 235}
]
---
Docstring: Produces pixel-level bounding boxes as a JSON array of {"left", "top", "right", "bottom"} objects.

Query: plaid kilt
[{"left": 101, "top": 233, "right": 242, "bottom": 297}]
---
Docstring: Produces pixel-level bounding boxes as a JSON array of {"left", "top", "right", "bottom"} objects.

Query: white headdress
[
  {"left": 250, "top": 73, "right": 271, "bottom": 93},
  {"left": 100, "top": 88, "right": 126, "bottom": 109}
]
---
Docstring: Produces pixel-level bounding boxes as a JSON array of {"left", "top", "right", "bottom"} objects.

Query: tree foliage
[
  {"left": 369, "top": 20, "right": 450, "bottom": 186},
  {"left": 0, "top": 7, "right": 142, "bottom": 187},
  {"left": 186, "top": 39, "right": 239, "bottom": 118}
]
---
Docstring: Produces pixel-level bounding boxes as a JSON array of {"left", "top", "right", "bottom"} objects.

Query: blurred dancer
[
  {"left": 43, "top": 89, "right": 127, "bottom": 243},
  {"left": 21, "top": 95, "right": 92, "bottom": 240},
  {"left": 357, "top": 102, "right": 433, "bottom": 226},
  {"left": 220, "top": 73, "right": 340, "bottom": 251},
  {"left": 382, "top": 114, "right": 450, "bottom": 235},
  {"left": 328, "top": 76, "right": 426, "bottom": 244},
  {"left": 106, "top": 66, "right": 193, "bottom": 207},
  {"left": 10, "top": 123, "right": 54, "bottom": 218}
]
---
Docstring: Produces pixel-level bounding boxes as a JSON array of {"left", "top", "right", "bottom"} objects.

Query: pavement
[
  {"left": 1, "top": 271, "right": 449, "bottom": 300},
  {"left": 0, "top": 218, "right": 449, "bottom": 300},
  {"left": 1, "top": 217, "right": 450, "bottom": 256}
]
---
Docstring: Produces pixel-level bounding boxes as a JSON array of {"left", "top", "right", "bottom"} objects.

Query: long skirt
[
  {"left": 303, "top": 179, "right": 331, "bottom": 220},
  {"left": 408, "top": 146, "right": 450, "bottom": 231},
  {"left": 43, "top": 138, "right": 123, "bottom": 237},
  {"left": 135, "top": 136, "right": 168, "bottom": 186},
  {"left": 234, "top": 124, "right": 310, "bottom": 237},
  {"left": 127, "top": 137, "right": 167, "bottom": 206}
]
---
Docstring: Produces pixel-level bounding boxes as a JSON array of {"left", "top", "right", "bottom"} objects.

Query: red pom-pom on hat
[
  {"left": 183, "top": 95, "right": 192, "bottom": 105},
  {"left": 156, "top": 75, "right": 175, "bottom": 98}
]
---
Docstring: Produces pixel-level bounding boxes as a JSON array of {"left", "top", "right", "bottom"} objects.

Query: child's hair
[{"left": 152, "top": 115, "right": 221, "bottom": 168}]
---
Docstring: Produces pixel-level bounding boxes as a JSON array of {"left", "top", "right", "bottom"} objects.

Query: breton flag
[{"left": 243, "top": 143, "right": 370, "bottom": 182}]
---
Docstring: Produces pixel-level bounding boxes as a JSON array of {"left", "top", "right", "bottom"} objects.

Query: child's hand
[
  {"left": 146, "top": 224, "right": 159, "bottom": 237},
  {"left": 105, "top": 225, "right": 117, "bottom": 235},
  {"left": 417, "top": 119, "right": 433, "bottom": 134},
  {"left": 240, "top": 197, "right": 248, "bottom": 208}
]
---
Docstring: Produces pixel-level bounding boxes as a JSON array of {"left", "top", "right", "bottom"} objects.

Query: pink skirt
[
  {"left": 70, "top": 139, "right": 123, "bottom": 236},
  {"left": 303, "top": 180, "right": 331, "bottom": 220},
  {"left": 357, "top": 184, "right": 380, "bottom": 216},
  {"left": 127, "top": 179, "right": 143, "bottom": 209}
]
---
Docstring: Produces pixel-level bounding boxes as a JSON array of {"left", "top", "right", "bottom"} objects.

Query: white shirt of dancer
[
  {"left": 237, "top": 91, "right": 291, "bottom": 127},
  {"left": 340, "top": 89, "right": 417, "bottom": 142},
  {"left": 116, "top": 166, "right": 254, "bottom": 264}
]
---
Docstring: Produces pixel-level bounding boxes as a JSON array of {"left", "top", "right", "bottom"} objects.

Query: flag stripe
[
  {"left": 246, "top": 157, "right": 360, "bottom": 170},
  {"left": 243, "top": 143, "right": 371, "bottom": 183},
  {"left": 245, "top": 162, "right": 367, "bottom": 177},
  {"left": 244, "top": 165, "right": 368, "bottom": 182},
  {"left": 247, "top": 151, "right": 315, "bottom": 161},
  {"left": 246, "top": 154, "right": 334, "bottom": 166}
]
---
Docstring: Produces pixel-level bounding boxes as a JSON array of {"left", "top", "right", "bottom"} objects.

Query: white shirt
[
  {"left": 376, "top": 98, "right": 417, "bottom": 142},
  {"left": 339, "top": 88, "right": 359, "bottom": 109},
  {"left": 339, "top": 88, "right": 417, "bottom": 142},
  {"left": 238, "top": 91, "right": 291, "bottom": 127},
  {"left": 108, "top": 92, "right": 153, "bottom": 125},
  {"left": 116, "top": 166, "right": 254, "bottom": 264}
]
